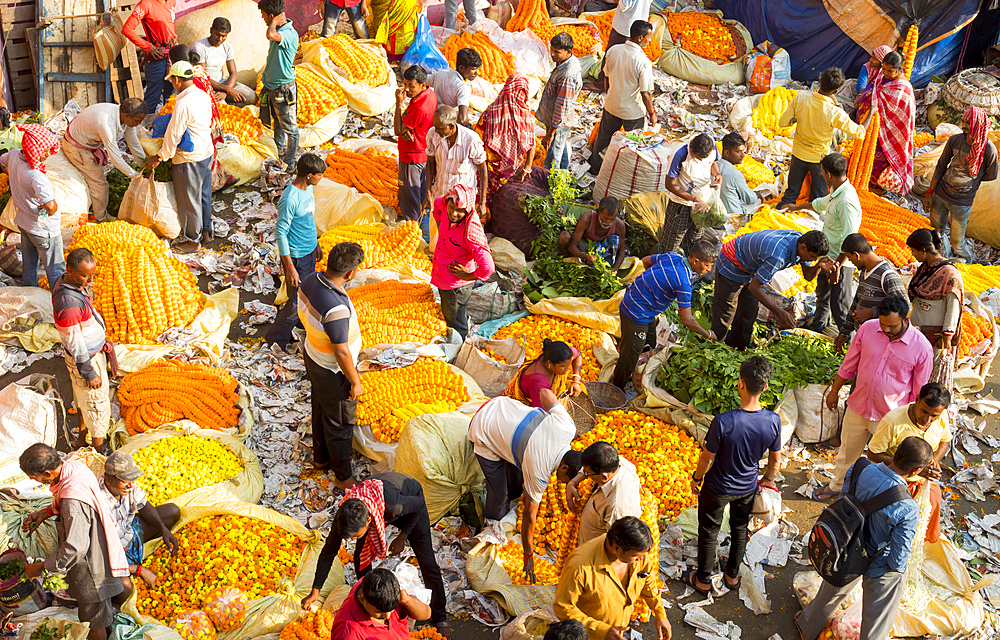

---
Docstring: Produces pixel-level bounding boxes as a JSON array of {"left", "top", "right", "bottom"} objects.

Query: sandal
[
  {"left": 681, "top": 568, "right": 711, "bottom": 596},
  {"left": 814, "top": 441, "right": 838, "bottom": 454},
  {"left": 723, "top": 572, "right": 741, "bottom": 590},
  {"left": 811, "top": 486, "right": 837, "bottom": 502}
]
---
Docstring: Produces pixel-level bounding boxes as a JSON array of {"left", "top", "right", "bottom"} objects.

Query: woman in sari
[
  {"left": 907, "top": 229, "right": 964, "bottom": 387},
  {"left": 869, "top": 50, "right": 916, "bottom": 193},
  {"left": 475, "top": 73, "right": 536, "bottom": 222},
  {"left": 853, "top": 44, "right": 892, "bottom": 119},
  {"left": 372, "top": 0, "right": 420, "bottom": 59},
  {"left": 505, "top": 339, "right": 584, "bottom": 409}
]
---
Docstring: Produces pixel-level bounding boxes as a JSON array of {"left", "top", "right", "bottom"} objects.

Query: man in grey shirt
[{"left": 21, "top": 444, "right": 130, "bottom": 640}]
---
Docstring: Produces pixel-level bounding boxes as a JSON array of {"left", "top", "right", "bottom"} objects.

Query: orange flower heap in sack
[
  {"left": 356, "top": 359, "right": 470, "bottom": 443},
  {"left": 316, "top": 223, "right": 430, "bottom": 273},
  {"left": 349, "top": 280, "right": 448, "bottom": 347},
  {"left": 857, "top": 190, "right": 930, "bottom": 267},
  {"left": 443, "top": 32, "right": 515, "bottom": 85},
  {"left": 489, "top": 315, "right": 603, "bottom": 380},
  {"left": 495, "top": 540, "right": 559, "bottom": 585},
  {"left": 506, "top": 0, "right": 548, "bottom": 31},
  {"left": 530, "top": 24, "right": 600, "bottom": 57},
  {"left": 218, "top": 104, "right": 263, "bottom": 145},
  {"left": 323, "top": 147, "right": 399, "bottom": 207},
  {"left": 203, "top": 587, "right": 248, "bottom": 633},
  {"left": 280, "top": 609, "right": 333, "bottom": 640},
  {"left": 117, "top": 360, "right": 241, "bottom": 434},
  {"left": 956, "top": 263, "right": 1000, "bottom": 295},
  {"left": 665, "top": 11, "right": 737, "bottom": 63},
  {"left": 321, "top": 34, "right": 389, "bottom": 86},
  {"left": 294, "top": 66, "right": 347, "bottom": 126},
  {"left": 136, "top": 515, "right": 303, "bottom": 625},
  {"left": 959, "top": 311, "right": 993, "bottom": 359},
  {"left": 170, "top": 610, "right": 216, "bottom": 640},
  {"left": 585, "top": 10, "right": 661, "bottom": 62}
]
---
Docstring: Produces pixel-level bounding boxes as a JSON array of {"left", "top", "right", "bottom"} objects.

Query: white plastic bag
[
  {"left": 792, "top": 384, "right": 846, "bottom": 443},
  {"left": 751, "top": 485, "right": 781, "bottom": 526},
  {"left": 453, "top": 335, "right": 525, "bottom": 397},
  {"left": 0, "top": 374, "right": 63, "bottom": 459},
  {"left": 118, "top": 174, "right": 181, "bottom": 239},
  {"left": 499, "top": 607, "right": 558, "bottom": 640}
]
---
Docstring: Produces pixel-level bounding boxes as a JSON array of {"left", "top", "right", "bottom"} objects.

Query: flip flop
[
  {"left": 814, "top": 441, "right": 838, "bottom": 454},
  {"left": 811, "top": 486, "right": 837, "bottom": 502},
  {"left": 681, "top": 568, "right": 711, "bottom": 596},
  {"left": 723, "top": 572, "right": 741, "bottom": 591}
]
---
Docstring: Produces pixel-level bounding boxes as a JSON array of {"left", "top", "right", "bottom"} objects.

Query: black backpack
[{"left": 807, "top": 458, "right": 912, "bottom": 587}]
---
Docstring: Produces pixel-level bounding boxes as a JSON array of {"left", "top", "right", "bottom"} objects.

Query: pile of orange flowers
[
  {"left": 848, "top": 110, "right": 881, "bottom": 189},
  {"left": 959, "top": 312, "right": 993, "bottom": 359},
  {"left": 665, "top": 11, "right": 737, "bottom": 63},
  {"left": 218, "top": 104, "right": 263, "bottom": 145},
  {"left": 488, "top": 315, "right": 604, "bottom": 380},
  {"left": 316, "top": 222, "right": 430, "bottom": 273},
  {"left": 323, "top": 147, "right": 398, "bottom": 208},
  {"left": 495, "top": 540, "right": 560, "bottom": 585},
  {"left": 279, "top": 609, "right": 333, "bottom": 640},
  {"left": 135, "top": 515, "right": 303, "bottom": 624},
  {"left": 586, "top": 10, "right": 661, "bottom": 61},
  {"left": 294, "top": 66, "right": 347, "bottom": 125},
  {"left": 356, "top": 359, "right": 469, "bottom": 442},
  {"left": 506, "top": 0, "right": 599, "bottom": 56},
  {"left": 410, "top": 629, "right": 448, "bottom": 640},
  {"left": 507, "top": 0, "right": 548, "bottom": 31},
  {"left": 443, "top": 32, "right": 515, "bottom": 85},
  {"left": 117, "top": 360, "right": 241, "bottom": 434},
  {"left": 320, "top": 34, "right": 389, "bottom": 86},
  {"left": 349, "top": 280, "right": 448, "bottom": 347},
  {"left": 857, "top": 190, "right": 930, "bottom": 267}
]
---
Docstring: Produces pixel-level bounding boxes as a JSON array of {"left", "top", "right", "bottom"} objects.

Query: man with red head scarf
[
  {"left": 924, "top": 105, "right": 998, "bottom": 262},
  {"left": 0, "top": 124, "right": 63, "bottom": 287}
]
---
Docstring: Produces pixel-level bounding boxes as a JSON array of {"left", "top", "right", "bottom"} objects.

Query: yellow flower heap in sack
[
  {"left": 665, "top": 11, "right": 737, "bottom": 63},
  {"left": 68, "top": 222, "right": 202, "bottom": 344},
  {"left": 752, "top": 87, "right": 797, "bottom": 138},
  {"left": 585, "top": 10, "right": 661, "bottom": 62},
  {"left": 348, "top": 280, "right": 448, "bottom": 347},
  {"left": 443, "top": 32, "right": 515, "bottom": 85},
  {"left": 131, "top": 435, "right": 244, "bottom": 505},
  {"left": 489, "top": 315, "right": 603, "bottom": 380},
  {"left": 117, "top": 360, "right": 241, "bottom": 434},
  {"left": 294, "top": 66, "right": 347, "bottom": 125},
  {"left": 135, "top": 515, "right": 303, "bottom": 624},
  {"left": 160, "top": 96, "right": 262, "bottom": 145},
  {"left": 279, "top": 610, "right": 333, "bottom": 640},
  {"left": 356, "top": 359, "right": 470, "bottom": 443},
  {"left": 724, "top": 206, "right": 817, "bottom": 295},
  {"left": 323, "top": 148, "right": 399, "bottom": 207},
  {"left": 506, "top": 0, "right": 598, "bottom": 56},
  {"left": 321, "top": 34, "right": 389, "bottom": 86},
  {"left": 956, "top": 263, "right": 1000, "bottom": 295},
  {"left": 715, "top": 142, "right": 774, "bottom": 188},
  {"left": 495, "top": 539, "right": 560, "bottom": 585},
  {"left": 317, "top": 223, "right": 430, "bottom": 273}
]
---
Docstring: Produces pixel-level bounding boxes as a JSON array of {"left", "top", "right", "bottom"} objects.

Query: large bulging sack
[
  {"left": 118, "top": 174, "right": 181, "bottom": 239},
  {"left": 592, "top": 132, "right": 683, "bottom": 202},
  {"left": 1, "top": 150, "right": 90, "bottom": 232}
]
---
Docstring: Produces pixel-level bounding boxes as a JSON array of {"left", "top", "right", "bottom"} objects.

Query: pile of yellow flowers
[
  {"left": 495, "top": 540, "right": 559, "bottom": 585},
  {"left": 443, "top": 32, "right": 515, "bottom": 85},
  {"left": 665, "top": 11, "right": 737, "bottom": 63},
  {"left": 294, "top": 66, "right": 347, "bottom": 126},
  {"left": 218, "top": 104, "right": 263, "bottom": 145},
  {"left": 586, "top": 10, "right": 661, "bottom": 61},
  {"left": 724, "top": 206, "right": 817, "bottom": 296},
  {"left": 356, "top": 359, "right": 470, "bottom": 442},
  {"left": 717, "top": 143, "right": 775, "bottom": 189},
  {"left": 135, "top": 515, "right": 303, "bottom": 624},
  {"left": 349, "top": 280, "right": 448, "bottom": 347},
  {"left": 68, "top": 222, "right": 202, "bottom": 344},
  {"left": 131, "top": 435, "right": 244, "bottom": 505},
  {"left": 317, "top": 222, "right": 430, "bottom": 273},
  {"left": 752, "top": 87, "right": 797, "bottom": 138},
  {"left": 320, "top": 34, "right": 389, "bottom": 86},
  {"left": 322, "top": 147, "right": 398, "bottom": 208},
  {"left": 489, "top": 315, "right": 604, "bottom": 380},
  {"left": 956, "top": 263, "right": 1000, "bottom": 295}
]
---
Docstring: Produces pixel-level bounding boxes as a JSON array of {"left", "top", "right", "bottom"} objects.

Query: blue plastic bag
[
  {"left": 401, "top": 12, "right": 450, "bottom": 74},
  {"left": 150, "top": 114, "right": 194, "bottom": 153}
]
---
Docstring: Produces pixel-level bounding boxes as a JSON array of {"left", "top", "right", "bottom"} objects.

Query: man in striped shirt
[
  {"left": 298, "top": 242, "right": 365, "bottom": 490},
  {"left": 712, "top": 229, "right": 833, "bottom": 349},
  {"left": 612, "top": 241, "right": 718, "bottom": 389},
  {"left": 835, "top": 233, "right": 907, "bottom": 353},
  {"left": 52, "top": 248, "right": 113, "bottom": 452}
]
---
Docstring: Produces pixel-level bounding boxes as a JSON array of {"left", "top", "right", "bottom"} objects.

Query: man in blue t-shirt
[
  {"left": 265, "top": 153, "right": 325, "bottom": 349},
  {"left": 685, "top": 355, "right": 782, "bottom": 594},
  {"left": 612, "top": 240, "right": 718, "bottom": 390},
  {"left": 259, "top": 0, "right": 299, "bottom": 169}
]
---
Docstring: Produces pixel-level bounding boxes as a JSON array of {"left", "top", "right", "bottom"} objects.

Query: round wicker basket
[
  {"left": 944, "top": 68, "right": 1000, "bottom": 116},
  {"left": 561, "top": 393, "right": 597, "bottom": 436},
  {"left": 584, "top": 381, "right": 627, "bottom": 413}
]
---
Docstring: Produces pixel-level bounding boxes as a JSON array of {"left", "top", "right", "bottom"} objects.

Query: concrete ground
[{"left": 5, "top": 184, "right": 997, "bottom": 640}]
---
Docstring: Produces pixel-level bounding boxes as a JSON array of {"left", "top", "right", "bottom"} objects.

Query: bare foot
[{"left": 334, "top": 476, "right": 356, "bottom": 491}]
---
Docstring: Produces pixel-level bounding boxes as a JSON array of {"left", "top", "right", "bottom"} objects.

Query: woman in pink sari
[{"left": 870, "top": 50, "right": 915, "bottom": 194}]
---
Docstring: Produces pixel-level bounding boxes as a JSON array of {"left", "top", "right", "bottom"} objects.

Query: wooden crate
[
  {"left": 0, "top": 0, "right": 38, "bottom": 110},
  {"left": 109, "top": 3, "right": 141, "bottom": 103},
  {"left": 37, "top": 0, "right": 108, "bottom": 116}
]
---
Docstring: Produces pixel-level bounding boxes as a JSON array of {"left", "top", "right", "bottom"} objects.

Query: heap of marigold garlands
[
  {"left": 130, "top": 434, "right": 244, "bottom": 505},
  {"left": 410, "top": 629, "right": 448, "bottom": 640},
  {"left": 356, "top": 359, "right": 470, "bottom": 442},
  {"left": 751, "top": 86, "right": 797, "bottom": 138},
  {"left": 842, "top": 131, "right": 933, "bottom": 158},
  {"left": 294, "top": 66, "right": 347, "bottom": 125},
  {"left": 322, "top": 147, "right": 398, "bottom": 208},
  {"left": 443, "top": 32, "right": 515, "bottom": 85},
  {"left": 117, "top": 360, "right": 241, "bottom": 434},
  {"left": 715, "top": 142, "right": 775, "bottom": 189},
  {"left": 69, "top": 222, "right": 202, "bottom": 344},
  {"left": 320, "top": 34, "right": 389, "bottom": 86},
  {"left": 135, "top": 515, "right": 303, "bottom": 624},
  {"left": 665, "top": 11, "right": 737, "bottom": 63},
  {"left": 956, "top": 263, "right": 1000, "bottom": 295},
  {"left": 316, "top": 222, "right": 430, "bottom": 273},
  {"left": 585, "top": 10, "right": 661, "bottom": 62},
  {"left": 724, "top": 206, "right": 817, "bottom": 296},
  {"left": 857, "top": 190, "right": 930, "bottom": 267},
  {"left": 960, "top": 311, "right": 994, "bottom": 359},
  {"left": 349, "top": 280, "right": 448, "bottom": 347},
  {"left": 506, "top": 0, "right": 599, "bottom": 56},
  {"left": 279, "top": 609, "right": 333, "bottom": 640},
  {"left": 159, "top": 98, "right": 261, "bottom": 145},
  {"left": 488, "top": 315, "right": 603, "bottom": 380}
]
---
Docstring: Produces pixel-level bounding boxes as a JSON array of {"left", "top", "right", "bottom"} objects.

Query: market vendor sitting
[
  {"left": 330, "top": 568, "right": 432, "bottom": 640},
  {"left": 505, "top": 338, "right": 584, "bottom": 408},
  {"left": 558, "top": 197, "right": 627, "bottom": 269},
  {"left": 304, "top": 472, "right": 450, "bottom": 633},
  {"left": 99, "top": 451, "right": 180, "bottom": 587}
]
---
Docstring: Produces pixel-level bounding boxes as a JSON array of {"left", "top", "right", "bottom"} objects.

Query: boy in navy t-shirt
[{"left": 685, "top": 355, "right": 782, "bottom": 594}]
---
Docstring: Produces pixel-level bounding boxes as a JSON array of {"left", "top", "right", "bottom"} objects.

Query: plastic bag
[
  {"left": 744, "top": 41, "right": 791, "bottom": 94},
  {"left": 593, "top": 132, "right": 683, "bottom": 202},
  {"left": 832, "top": 601, "right": 862, "bottom": 640},
  {"left": 202, "top": 587, "right": 248, "bottom": 632},
  {"left": 792, "top": 384, "right": 845, "bottom": 444},
  {"left": 170, "top": 610, "right": 216, "bottom": 640},
  {"left": 313, "top": 178, "right": 385, "bottom": 233},
  {"left": 500, "top": 607, "right": 558, "bottom": 640},
  {"left": 1, "top": 151, "right": 90, "bottom": 233},
  {"left": 119, "top": 174, "right": 181, "bottom": 239},
  {"left": 692, "top": 186, "right": 727, "bottom": 227},
  {"left": 751, "top": 485, "right": 781, "bottom": 526},
  {"left": 468, "top": 280, "right": 522, "bottom": 325},
  {"left": 299, "top": 43, "right": 397, "bottom": 117},
  {"left": 402, "top": 12, "right": 450, "bottom": 74},
  {"left": 0, "top": 374, "right": 62, "bottom": 459}
]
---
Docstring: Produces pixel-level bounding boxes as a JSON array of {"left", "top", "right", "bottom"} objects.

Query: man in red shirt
[
  {"left": 121, "top": 0, "right": 177, "bottom": 115},
  {"left": 330, "top": 568, "right": 432, "bottom": 640},
  {"left": 394, "top": 64, "right": 437, "bottom": 243}
]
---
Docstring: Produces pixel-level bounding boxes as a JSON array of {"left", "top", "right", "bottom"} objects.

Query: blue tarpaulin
[{"left": 714, "top": 0, "right": 982, "bottom": 87}]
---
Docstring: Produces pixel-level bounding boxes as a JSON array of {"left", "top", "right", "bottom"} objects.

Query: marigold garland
[
  {"left": 323, "top": 147, "right": 399, "bottom": 208},
  {"left": 316, "top": 222, "right": 429, "bottom": 273},
  {"left": 956, "top": 263, "right": 1000, "bottom": 295},
  {"left": 443, "top": 32, "right": 516, "bottom": 85},
  {"left": 320, "top": 34, "right": 389, "bottom": 86},
  {"left": 585, "top": 10, "right": 661, "bottom": 61},
  {"left": 349, "top": 280, "right": 448, "bottom": 347},
  {"left": 279, "top": 610, "right": 333, "bottom": 640},
  {"left": 505, "top": 0, "right": 599, "bottom": 55},
  {"left": 902, "top": 25, "right": 919, "bottom": 80},
  {"left": 960, "top": 311, "right": 993, "bottom": 359},
  {"left": 117, "top": 360, "right": 241, "bottom": 434},
  {"left": 751, "top": 86, "right": 797, "bottom": 138},
  {"left": 857, "top": 190, "right": 930, "bottom": 267}
]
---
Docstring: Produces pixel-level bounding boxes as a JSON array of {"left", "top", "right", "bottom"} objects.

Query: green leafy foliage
[
  {"left": 525, "top": 169, "right": 579, "bottom": 259},
  {"left": 656, "top": 333, "right": 843, "bottom": 415},
  {"left": 29, "top": 620, "right": 69, "bottom": 640},
  {"left": 524, "top": 250, "right": 624, "bottom": 302},
  {"left": 0, "top": 557, "right": 22, "bottom": 581},
  {"left": 107, "top": 168, "right": 132, "bottom": 217},
  {"left": 42, "top": 570, "right": 68, "bottom": 592}
]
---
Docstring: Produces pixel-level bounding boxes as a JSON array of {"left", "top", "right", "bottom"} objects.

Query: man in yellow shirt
[
  {"left": 554, "top": 517, "right": 671, "bottom": 640},
  {"left": 778, "top": 68, "right": 866, "bottom": 208},
  {"left": 866, "top": 382, "right": 951, "bottom": 542}
]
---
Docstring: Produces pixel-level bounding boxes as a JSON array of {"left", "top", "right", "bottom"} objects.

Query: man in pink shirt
[
  {"left": 815, "top": 295, "right": 932, "bottom": 500},
  {"left": 430, "top": 184, "right": 495, "bottom": 340}
]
